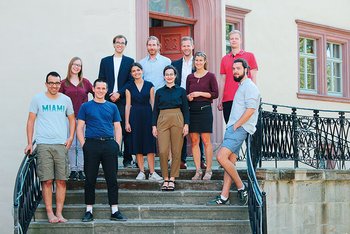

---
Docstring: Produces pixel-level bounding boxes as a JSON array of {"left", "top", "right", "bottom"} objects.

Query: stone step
[
  {"left": 67, "top": 179, "right": 235, "bottom": 191},
  {"left": 108, "top": 168, "right": 248, "bottom": 180},
  {"left": 33, "top": 204, "right": 248, "bottom": 220},
  {"left": 61, "top": 190, "right": 243, "bottom": 205},
  {"left": 28, "top": 219, "right": 251, "bottom": 234}
]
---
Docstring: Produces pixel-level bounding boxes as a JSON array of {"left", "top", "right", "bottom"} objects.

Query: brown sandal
[
  {"left": 161, "top": 180, "right": 169, "bottom": 191},
  {"left": 167, "top": 180, "right": 175, "bottom": 191}
]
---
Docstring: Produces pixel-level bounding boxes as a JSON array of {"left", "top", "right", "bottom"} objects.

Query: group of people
[{"left": 24, "top": 30, "right": 260, "bottom": 223}]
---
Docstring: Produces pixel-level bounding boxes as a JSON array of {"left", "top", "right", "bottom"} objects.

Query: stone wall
[{"left": 257, "top": 169, "right": 350, "bottom": 234}]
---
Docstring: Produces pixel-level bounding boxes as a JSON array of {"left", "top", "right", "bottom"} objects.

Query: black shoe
[
  {"left": 123, "top": 162, "right": 132, "bottom": 168},
  {"left": 82, "top": 211, "right": 93, "bottom": 222},
  {"left": 77, "top": 171, "right": 85, "bottom": 181},
  {"left": 110, "top": 211, "right": 127, "bottom": 221},
  {"left": 237, "top": 182, "right": 248, "bottom": 205},
  {"left": 180, "top": 161, "right": 187, "bottom": 169},
  {"left": 69, "top": 171, "right": 78, "bottom": 181}
]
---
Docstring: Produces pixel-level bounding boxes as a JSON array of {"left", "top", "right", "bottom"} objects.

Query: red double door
[{"left": 150, "top": 26, "right": 191, "bottom": 61}]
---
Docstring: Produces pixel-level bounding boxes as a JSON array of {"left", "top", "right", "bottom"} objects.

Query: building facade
[{"left": 1, "top": 0, "right": 349, "bottom": 232}]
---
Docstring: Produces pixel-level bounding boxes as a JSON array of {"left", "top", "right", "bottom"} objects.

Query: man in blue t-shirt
[
  {"left": 24, "top": 71, "right": 75, "bottom": 223},
  {"left": 77, "top": 79, "right": 126, "bottom": 222}
]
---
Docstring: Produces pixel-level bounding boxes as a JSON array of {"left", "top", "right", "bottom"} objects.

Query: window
[
  {"left": 149, "top": 0, "right": 191, "bottom": 18},
  {"left": 225, "top": 6, "right": 251, "bottom": 54},
  {"left": 297, "top": 20, "right": 350, "bottom": 102},
  {"left": 299, "top": 38, "right": 317, "bottom": 92},
  {"left": 326, "top": 42, "right": 342, "bottom": 95}
]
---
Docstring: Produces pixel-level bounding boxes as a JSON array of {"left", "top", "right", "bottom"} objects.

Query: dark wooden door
[{"left": 150, "top": 26, "right": 191, "bottom": 60}]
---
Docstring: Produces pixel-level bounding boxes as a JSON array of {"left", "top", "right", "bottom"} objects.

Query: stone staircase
[{"left": 28, "top": 168, "right": 251, "bottom": 234}]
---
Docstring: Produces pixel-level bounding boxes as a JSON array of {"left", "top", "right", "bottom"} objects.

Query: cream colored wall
[
  {"left": 0, "top": 1, "right": 136, "bottom": 232},
  {"left": 225, "top": 0, "right": 350, "bottom": 110}
]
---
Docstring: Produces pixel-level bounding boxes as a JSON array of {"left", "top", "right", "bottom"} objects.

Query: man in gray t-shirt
[
  {"left": 208, "top": 58, "right": 260, "bottom": 206},
  {"left": 24, "top": 71, "right": 75, "bottom": 223}
]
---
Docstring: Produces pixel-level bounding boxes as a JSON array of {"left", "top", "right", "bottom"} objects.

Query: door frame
[{"left": 136, "top": 0, "right": 224, "bottom": 147}]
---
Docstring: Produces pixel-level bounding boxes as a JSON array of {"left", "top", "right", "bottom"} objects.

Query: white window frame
[
  {"left": 326, "top": 42, "right": 343, "bottom": 96},
  {"left": 299, "top": 37, "right": 317, "bottom": 93}
]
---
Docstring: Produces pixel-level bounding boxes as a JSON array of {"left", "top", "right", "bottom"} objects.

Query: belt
[{"left": 86, "top": 137, "right": 115, "bottom": 141}]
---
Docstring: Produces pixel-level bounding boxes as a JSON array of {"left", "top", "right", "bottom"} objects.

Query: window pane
[
  {"left": 335, "top": 77, "right": 341, "bottom": 92},
  {"left": 299, "top": 73, "right": 305, "bottom": 89},
  {"left": 149, "top": 0, "right": 166, "bottom": 13},
  {"left": 307, "top": 74, "right": 315, "bottom": 90},
  {"left": 326, "top": 43, "right": 331, "bottom": 58},
  {"left": 306, "top": 39, "right": 315, "bottom": 54},
  {"left": 333, "top": 44, "right": 341, "bottom": 58},
  {"left": 327, "top": 75, "right": 332, "bottom": 91},
  {"left": 299, "top": 38, "right": 305, "bottom": 53},
  {"left": 169, "top": 0, "right": 190, "bottom": 17},
  {"left": 326, "top": 62, "right": 331, "bottom": 77},
  {"left": 299, "top": 58, "right": 305, "bottom": 73},
  {"left": 306, "top": 58, "right": 315, "bottom": 73},
  {"left": 333, "top": 62, "right": 341, "bottom": 77}
]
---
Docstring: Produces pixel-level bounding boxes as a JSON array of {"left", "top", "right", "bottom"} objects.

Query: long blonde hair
[{"left": 65, "top": 57, "right": 84, "bottom": 87}]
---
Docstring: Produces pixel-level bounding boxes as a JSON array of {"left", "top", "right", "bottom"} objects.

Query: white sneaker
[
  {"left": 148, "top": 172, "right": 163, "bottom": 182},
  {"left": 135, "top": 171, "right": 146, "bottom": 180}
]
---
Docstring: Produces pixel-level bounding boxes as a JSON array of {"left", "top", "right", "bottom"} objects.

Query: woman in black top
[{"left": 152, "top": 65, "right": 190, "bottom": 191}]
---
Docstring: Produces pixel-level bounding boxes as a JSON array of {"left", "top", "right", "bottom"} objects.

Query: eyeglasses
[
  {"left": 47, "top": 82, "right": 61, "bottom": 86},
  {"left": 72, "top": 63, "right": 82, "bottom": 67},
  {"left": 114, "top": 42, "right": 126, "bottom": 45}
]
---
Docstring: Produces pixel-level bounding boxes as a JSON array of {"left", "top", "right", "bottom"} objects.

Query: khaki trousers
[{"left": 157, "top": 108, "right": 184, "bottom": 178}]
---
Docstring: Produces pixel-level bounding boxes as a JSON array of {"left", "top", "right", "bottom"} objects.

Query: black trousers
[
  {"left": 223, "top": 101, "right": 233, "bottom": 124},
  {"left": 83, "top": 139, "right": 119, "bottom": 205}
]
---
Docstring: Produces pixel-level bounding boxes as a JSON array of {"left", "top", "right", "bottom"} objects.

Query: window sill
[{"left": 297, "top": 93, "right": 350, "bottom": 103}]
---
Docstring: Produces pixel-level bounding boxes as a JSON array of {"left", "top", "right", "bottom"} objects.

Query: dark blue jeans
[{"left": 83, "top": 139, "right": 119, "bottom": 205}]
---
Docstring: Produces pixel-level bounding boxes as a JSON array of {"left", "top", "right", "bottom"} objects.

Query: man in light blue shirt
[
  {"left": 139, "top": 36, "right": 171, "bottom": 91},
  {"left": 25, "top": 71, "right": 75, "bottom": 223},
  {"left": 207, "top": 58, "right": 260, "bottom": 206}
]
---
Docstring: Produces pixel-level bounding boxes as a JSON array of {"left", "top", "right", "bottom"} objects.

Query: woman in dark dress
[
  {"left": 186, "top": 52, "right": 218, "bottom": 181},
  {"left": 125, "top": 63, "right": 162, "bottom": 181}
]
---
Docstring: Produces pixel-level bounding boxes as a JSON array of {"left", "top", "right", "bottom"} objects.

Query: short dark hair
[
  {"left": 93, "top": 78, "right": 108, "bottom": 88},
  {"left": 233, "top": 58, "right": 250, "bottom": 69},
  {"left": 130, "top": 62, "right": 143, "bottom": 72},
  {"left": 163, "top": 65, "right": 177, "bottom": 77},
  {"left": 46, "top": 71, "right": 61, "bottom": 83},
  {"left": 113, "top": 35, "right": 128, "bottom": 45}
]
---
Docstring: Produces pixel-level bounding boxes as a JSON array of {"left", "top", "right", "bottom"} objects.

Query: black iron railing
[
  {"left": 13, "top": 144, "right": 42, "bottom": 234},
  {"left": 258, "top": 103, "right": 350, "bottom": 169},
  {"left": 246, "top": 134, "right": 267, "bottom": 234}
]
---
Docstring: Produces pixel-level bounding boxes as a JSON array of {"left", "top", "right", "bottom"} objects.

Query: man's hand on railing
[
  {"left": 65, "top": 137, "right": 74, "bottom": 149},
  {"left": 24, "top": 144, "right": 33, "bottom": 156}
]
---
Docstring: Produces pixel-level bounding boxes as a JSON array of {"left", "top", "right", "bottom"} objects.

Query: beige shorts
[{"left": 36, "top": 144, "right": 69, "bottom": 181}]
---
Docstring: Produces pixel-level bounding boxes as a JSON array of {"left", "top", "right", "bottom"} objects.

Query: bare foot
[
  {"left": 56, "top": 214, "right": 68, "bottom": 223},
  {"left": 47, "top": 213, "right": 59, "bottom": 223}
]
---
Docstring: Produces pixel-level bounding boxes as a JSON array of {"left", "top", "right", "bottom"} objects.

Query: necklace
[{"left": 194, "top": 71, "right": 207, "bottom": 83}]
